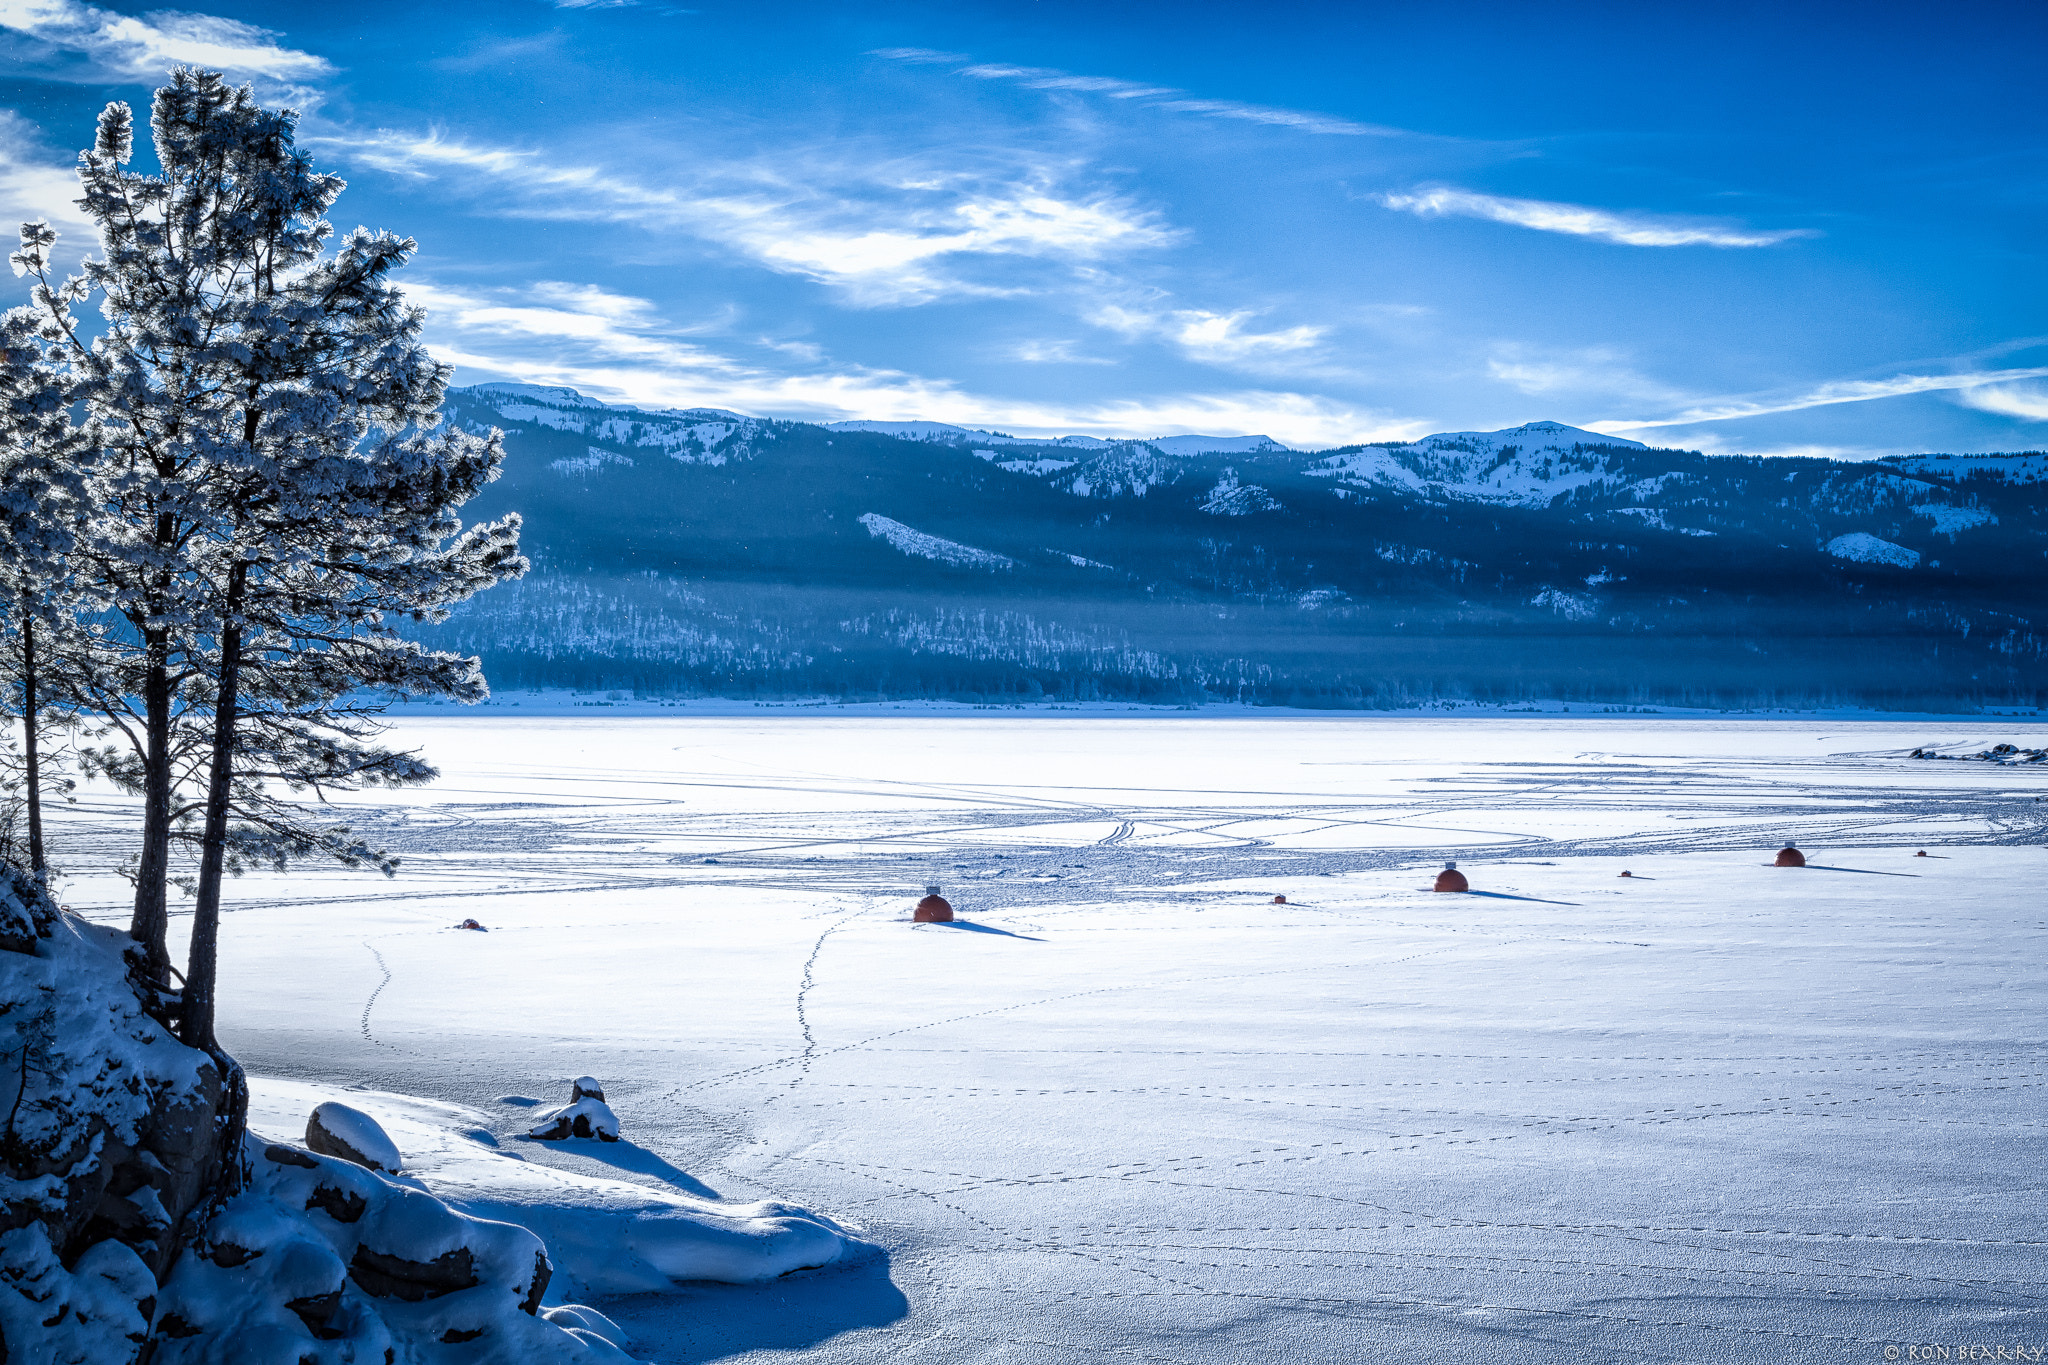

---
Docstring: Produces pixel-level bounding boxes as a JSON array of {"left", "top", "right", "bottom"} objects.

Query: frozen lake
[{"left": 55, "top": 716, "right": 2048, "bottom": 1363}]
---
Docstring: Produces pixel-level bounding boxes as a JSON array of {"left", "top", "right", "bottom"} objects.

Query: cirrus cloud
[
  {"left": 877, "top": 49, "right": 1409, "bottom": 138},
  {"left": 325, "top": 127, "right": 1178, "bottom": 307},
  {"left": 1587, "top": 366, "right": 2048, "bottom": 433},
  {"left": 408, "top": 277, "right": 1409, "bottom": 448},
  {"left": 1379, "top": 186, "right": 1817, "bottom": 248},
  {"left": 1091, "top": 303, "right": 1327, "bottom": 369},
  {"left": 1957, "top": 383, "right": 2048, "bottom": 421},
  {"left": 0, "top": 109, "right": 91, "bottom": 231},
  {"left": 0, "top": 0, "right": 330, "bottom": 86}
]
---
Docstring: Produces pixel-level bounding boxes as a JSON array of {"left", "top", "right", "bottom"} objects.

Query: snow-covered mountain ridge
[
  {"left": 442, "top": 383, "right": 2024, "bottom": 565},
  {"left": 455, "top": 383, "right": 780, "bottom": 471},
  {"left": 1306, "top": 421, "right": 1650, "bottom": 508},
  {"left": 445, "top": 387, "right": 2029, "bottom": 526},
  {"left": 823, "top": 418, "right": 1291, "bottom": 456},
  {"left": 420, "top": 384, "right": 2048, "bottom": 707}
]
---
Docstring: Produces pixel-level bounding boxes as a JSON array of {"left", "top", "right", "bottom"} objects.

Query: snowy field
[{"left": 51, "top": 716, "right": 2048, "bottom": 1363}]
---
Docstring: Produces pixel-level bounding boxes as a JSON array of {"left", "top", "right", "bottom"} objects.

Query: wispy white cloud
[
  {"left": 1588, "top": 367, "right": 2048, "bottom": 433},
  {"left": 720, "top": 186, "right": 1175, "bottom": 305},
  {"left": 0, "top": 109, "right": 90, "bottom": 231},
  {"left": 0, "top": 0, "right": 331, "bottom": 86},
  {"left": 1147, "top": 98, "right": 1390, "bottom": 137},
  {"left": 325, "top": 128, "right": 1177, "bottom": 307},
  {"left": 1486, "top": 343, "right": 1686, "bottom": 405},
  {"left": 1007, "top": 338, "right": 1114, "bottom": 365},
  {"left": 1956, "top": 382, "right": 2048, "bottom": 421},
  {"left": 1380, "top": 186, "right": 1816, "bottom": 248},
  {"left": 956, "top": 63, "right": 1178, "bottom": 101},
  {"left": 879, "top": 50, "right": 1407, "bottom": 138},
  {"left": 328, "top": 129, "right": 676, "bottom": 205},
  {"left": 869, "top": 47, "right": 971, "bottom": 65},
  {"left": 411, "top": 278, "right": 1407, "bottom": 447},
  {"left": 1092, "top": 304, "right": 1327, "bottom": 369}
]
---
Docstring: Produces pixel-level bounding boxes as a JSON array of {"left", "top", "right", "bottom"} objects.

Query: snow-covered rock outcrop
[
  {"left": 0, "top": 866, "right": 229, "bottom": 1362},
  {"left": 0, "top": 865, "right": 726, "bottom": 1362},
  {"left": 150, "top": 1135, "right": 626, "bottom": 1363},
  {"left": 248, "top": 1080, "right": 854, "bottom": 1299},
  {"left": 1199, "top": 469, "right": 1283, "bottom": 516},
  {"left": 1063, "top": 446, "right": 1185, "bottom": 499}
]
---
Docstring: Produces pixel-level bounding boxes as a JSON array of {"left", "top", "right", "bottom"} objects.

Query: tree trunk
[
  {"left": 183, "top": 564, "right": 247, "bottom": 1053},
  {"left": 20, "top": 616, "right": 43, "bottom": 877},
  {"left": 129, "top": 627, "right": 174, "bottom": 981}
]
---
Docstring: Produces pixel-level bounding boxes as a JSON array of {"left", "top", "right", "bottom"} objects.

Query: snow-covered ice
[{"left": 49, "top": 715, "right": 2048, "bottom": 1363}]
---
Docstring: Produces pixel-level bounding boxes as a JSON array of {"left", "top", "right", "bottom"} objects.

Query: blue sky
[{"left": 2, "top": 0, "right": 2044, "bottom": 454}]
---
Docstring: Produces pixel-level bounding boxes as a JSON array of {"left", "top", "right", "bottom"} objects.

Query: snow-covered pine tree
[
  {"left": 0, "top": 244, "right": 96, "bottom": 880},
  {"left": 15, "top": 70, "right": 524, "bottom": 1053},
  {"left": 12, "top": 92, "right": 226, "bottom": 983}
]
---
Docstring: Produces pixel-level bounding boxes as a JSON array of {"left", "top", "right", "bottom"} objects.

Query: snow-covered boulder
[
  {"left": 248, "top": 1079, "right": 856, "bottom": 1298},
  {"left": 149, "top": 1136, "right": 623, "bottom": 1363},
  {"left": 529, "top": 1078, "right": 621, "bottom": 1143},
  {"left": 307, "top": 1100, "right": 402, "bottom": 1173}
]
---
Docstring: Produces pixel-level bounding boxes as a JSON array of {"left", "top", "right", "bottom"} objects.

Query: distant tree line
[{"left": 419, "top": 575, "right": 2048, "bottom": 712}]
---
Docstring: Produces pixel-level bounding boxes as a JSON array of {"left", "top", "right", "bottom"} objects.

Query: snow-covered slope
[
  {"left": 451, "top": 384, "right": 777, "bottom": 471},
  {"left": 859, "top": 513, "right": 1015, "bottom": 570},
  {"left": 1825, "top": 531, "right": 1920, "bottom": 567},
  {"left": 1306, "top": 421, "right": 1650, "bottom": 508}
]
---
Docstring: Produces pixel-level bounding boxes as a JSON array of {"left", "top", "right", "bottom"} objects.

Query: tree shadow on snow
[
  {"left": 595, "top": 1245, "right": 908, "bottom": 1363},
  {"left": 1776, "top": 865, "right": 1922, "bottom": 878},
  {"left": 1453, "top": 890, "right": 1582, "bottom": 905},
  {"left": 934, "top": 919, "right": 1044, "bottom": 940}
]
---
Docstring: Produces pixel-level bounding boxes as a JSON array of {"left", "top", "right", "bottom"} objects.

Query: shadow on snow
[
  {"left": 524, "top": 1135, "right": 723, "bottom": 1200},
  {"left": 932, "top": 918, "right": 1045, "bottom": 941},
  {"left": 594, "top": 1245, "right": 908, "bottom": 1363}
]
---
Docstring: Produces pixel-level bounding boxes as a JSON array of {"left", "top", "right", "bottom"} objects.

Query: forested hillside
[{"left": 427, "top": 384, "right": 2048, "bottom": 709}]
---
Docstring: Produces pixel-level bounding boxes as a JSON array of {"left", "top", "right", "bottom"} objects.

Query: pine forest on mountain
[{"left": 426, "top": 385, "right": 2048, "bottom": 710}]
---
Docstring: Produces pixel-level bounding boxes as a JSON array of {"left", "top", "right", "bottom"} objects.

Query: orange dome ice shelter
[{"left": 914, "top": 885, "right": 954, "bottom": 922}]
